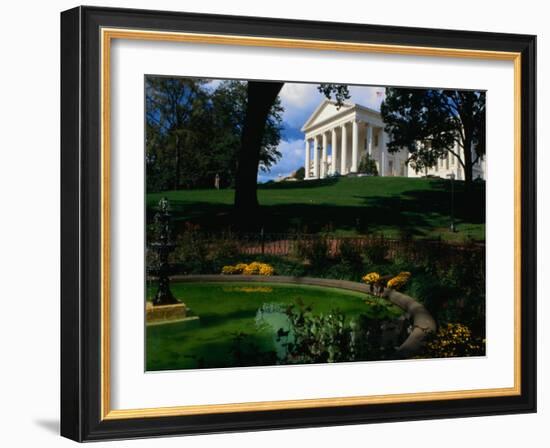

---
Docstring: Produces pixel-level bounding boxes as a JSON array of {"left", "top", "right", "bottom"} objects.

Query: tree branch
[{"left": 447, "top": 146, "right": 466, "bottom": 170}]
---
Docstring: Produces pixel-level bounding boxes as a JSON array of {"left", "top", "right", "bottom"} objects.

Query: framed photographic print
[{"left": 60, "top": 6, "right": 536, "bottom": 441}]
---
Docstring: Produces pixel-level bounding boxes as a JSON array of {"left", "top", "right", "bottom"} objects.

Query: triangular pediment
[{"left": 301, "top": 100, "right": 354, "bottom": 132}]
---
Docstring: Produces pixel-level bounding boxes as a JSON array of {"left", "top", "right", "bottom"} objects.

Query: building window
[{"left": 374, "top": 133, "right": 379, "bottom": 147}]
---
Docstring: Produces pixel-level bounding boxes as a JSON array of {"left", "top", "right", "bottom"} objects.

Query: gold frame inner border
[{"left": 100, "top": 27, "right": 522, "bottom": 421}]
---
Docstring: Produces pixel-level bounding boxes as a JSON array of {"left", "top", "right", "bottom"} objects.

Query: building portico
[
  {"left": 301, "top": 100, "right": 393, "bottom": 179},
  {"left": 301, "top": 99, "right": 483, "bottom": 181}
]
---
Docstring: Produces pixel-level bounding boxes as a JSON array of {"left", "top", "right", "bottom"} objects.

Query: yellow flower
[
  {"left": 362, "top": 272, "right": 381, "bottom": 284},
  {"left": 258, "top": 264, "right": 274, "bottom": 276},
  {"left": 386, "top": 271, "right": 411, "bottom": 290},
  {"left": 234, "top": 286, "right": 273, "bottom": 293},
  {"left": 234, "top": 263, "right": 248, "bottom": 274},
  {"left": 221, "top": 265, "right": 239, "bottom": 275},
  {"left": 426, "top": 323, "right": 481, "bottom": 358},
  {"left": 221, "top": 262, "right": 274, "bottom": 276},
  {"left": 243, "top": 262, "right": 261, "bottom": 275}
]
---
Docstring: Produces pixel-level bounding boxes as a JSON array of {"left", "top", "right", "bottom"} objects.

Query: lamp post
[
  {"left": 150, "top": 197, "right": 179, "bottom": 306},
  {"left": 447, "top": 173, "right": 456, "bottom": 233}
]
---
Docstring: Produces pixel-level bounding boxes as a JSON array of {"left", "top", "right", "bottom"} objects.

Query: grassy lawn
[
  {"left": 146, "top": 281, "right": 400, "bottom": 371},
  {"left": 147, "top": 176, "right": 485, "bottom": 242}
]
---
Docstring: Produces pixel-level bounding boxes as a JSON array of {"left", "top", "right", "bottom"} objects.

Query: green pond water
[{"left": 146, "top": 281, "right": 402, "bottom": 371}]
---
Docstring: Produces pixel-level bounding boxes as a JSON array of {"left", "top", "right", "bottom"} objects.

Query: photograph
[
  {"left": 144, "top": 76, "right": 487, "bottom": 371},
  {"left": 57, "top": 5, "right": 538, "bottom": 442}
]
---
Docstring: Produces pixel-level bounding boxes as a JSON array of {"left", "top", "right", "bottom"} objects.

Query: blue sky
[{"left": 258, "top": 83, "right": 386, "bottom": 182}]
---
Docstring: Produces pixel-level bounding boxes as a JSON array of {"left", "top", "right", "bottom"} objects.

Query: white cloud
[
  {"left": 259, "top": 138, "right": 304, "bottom": 182},
  {"left": 279, "top": 83, "right": 317, "bottom": 106},
  {"left": 279, "top": 83, "right": 386, "bottom": 130},
  {"left": 279, "top": 83, "right": 325, "bottom": 129}
]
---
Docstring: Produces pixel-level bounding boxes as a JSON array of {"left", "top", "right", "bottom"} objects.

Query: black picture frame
[{"left": 61, "top": 5, "right": 536, "bottom": 442}]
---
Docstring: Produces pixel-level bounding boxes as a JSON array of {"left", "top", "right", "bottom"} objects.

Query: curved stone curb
[
  {"left": 170, "top": 274, "right": 436, "bottom": 358},
  {"left": 380, "top": 288, "right": 437, "bottom": 358}
]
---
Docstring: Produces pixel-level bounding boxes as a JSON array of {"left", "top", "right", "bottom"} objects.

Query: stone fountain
[{"left": 147, "top": 198, "right": 191, "bottom": 325}]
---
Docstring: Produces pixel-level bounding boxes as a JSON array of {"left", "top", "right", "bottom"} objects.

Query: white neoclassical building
[{"left": 301, "top": 99, "right": 485, "bottom": 180}]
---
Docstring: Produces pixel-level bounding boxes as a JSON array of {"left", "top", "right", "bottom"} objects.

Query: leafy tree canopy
[
  {"left": 146, "top": 77, "right": 283, "bottom": 192},
  {"left": 380, "top": 88, "right": 485, "bottom": 184},
  {"left": 317, "top": 84, "right": 351, "bottom": 108}
]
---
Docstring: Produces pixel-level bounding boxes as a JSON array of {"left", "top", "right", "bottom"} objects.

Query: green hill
[{"left": 147, "top": 176, "right": 485, "bottom": 241}]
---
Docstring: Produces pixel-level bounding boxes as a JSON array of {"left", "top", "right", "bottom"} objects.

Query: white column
[
  {"left": 351, "top": 120, "right": 359, "bottom": 173},
  {"left": 313, "top": 136, "right": 320, "bottom": 179},
  {"left": 304, "top": 139, "right": 311, "bottom": 179},
  {"left": 380, "top": 130, "right": 386, "bottom": 176},
  {"left": 366, "top": 124, "right": 373, "bottom": 157},
  {"left": 341, "top": 124, "right": 348, "bottom": 174},
  {"left": 331, "top": 128, "right": 338, "bottom": 175},
  {"left": 321, "top": 132, "right": 328, "bottom": 178}
]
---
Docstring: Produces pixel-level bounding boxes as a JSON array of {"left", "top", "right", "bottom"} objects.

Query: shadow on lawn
[
  {"left": 147, "top": 179, "right": 485, "bottom": 239},
  {"left": 356, "top": 180, "right": 485, "bottom": 225}
]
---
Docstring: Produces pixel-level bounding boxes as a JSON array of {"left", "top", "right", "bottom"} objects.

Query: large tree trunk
[
  {"left": 458, "top": 92, "right": 479, "bottom": 192},
  {"left": 234, "top": 81, "right": 283, "bottom": 227}
]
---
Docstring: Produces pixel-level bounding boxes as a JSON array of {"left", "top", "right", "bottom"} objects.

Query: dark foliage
[
  {"left": 362, "top": 237, "right": 389, "bottom": 264},
  {"left": 381, "top": 88, "right": 486, "bottom": 186},
  {"left": 294, "top": 235, "right": 330, "bottom": 269},
  {"left": 358, "top": 153, "right": 378, "bottom": 175},
  {"left": 317, "top": 84, "right": 351, "bottom": 108},
  {"left": 146, "top": 77, "right": 283, "bottom": 192}
]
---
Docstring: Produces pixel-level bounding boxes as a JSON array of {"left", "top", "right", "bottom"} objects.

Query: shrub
[
  {"left": 281, "top": 301, "right": 404, "bottom": 364},
  {"left": 362, "top": 272, "right": 381, "bottom": 284},
  {"left": 363, "top": 238, "right": 388, "bottom": 264},
  {"left": 352, "top": 313, "right": 399, "bottom": 360},
  {"left": 282, "top": 303, "right": 354, "bottom": 364},
  {"left": 405, "top": 250, "right": 485, "bottom": 339},
  {"left": 325, "top": 262, "right": 362, "bottom": 281},
  {"left": 295, "top": 235, "right": 330, "bottom": 268},
  {"left": 243, "top": 262, "right": 274, "bottom": 276},
  {"left": 221, "top": 265, "right": 241, "bottom": 275},
  {"left": 221, "top": 262, "right": 275, "bottom": 276},
  {"left": 386, "top": 271, "right": 411, "bottom": 290},
  {"left": 358, "top": 154, "right": 378, "bottom": 175},
  {"left": 437, "top": 250, "right": 486, "bottom": 334},
  {"left": 423, "top": 323, "right": 485, "bottom": 358},
  {"left": 173, "top": 230, "right": 210, "bottom": 274},
  {"left": 294, "top": 166, "right": 305, "bottom": 180},
  {"left": 338, "top": 239, "right": 363, "bottom": 267},
  {"left": 293, "top": 237, "right": 309, "bottom": 260},
  {"left": 235, "top": 263, "right": 249, "bottom": 273},
  {"left": 267, "top": 258, "right": 306, "bottom": 277},
  {"left": 209, "top": 236, "right": 240, "bottom": 261}
]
